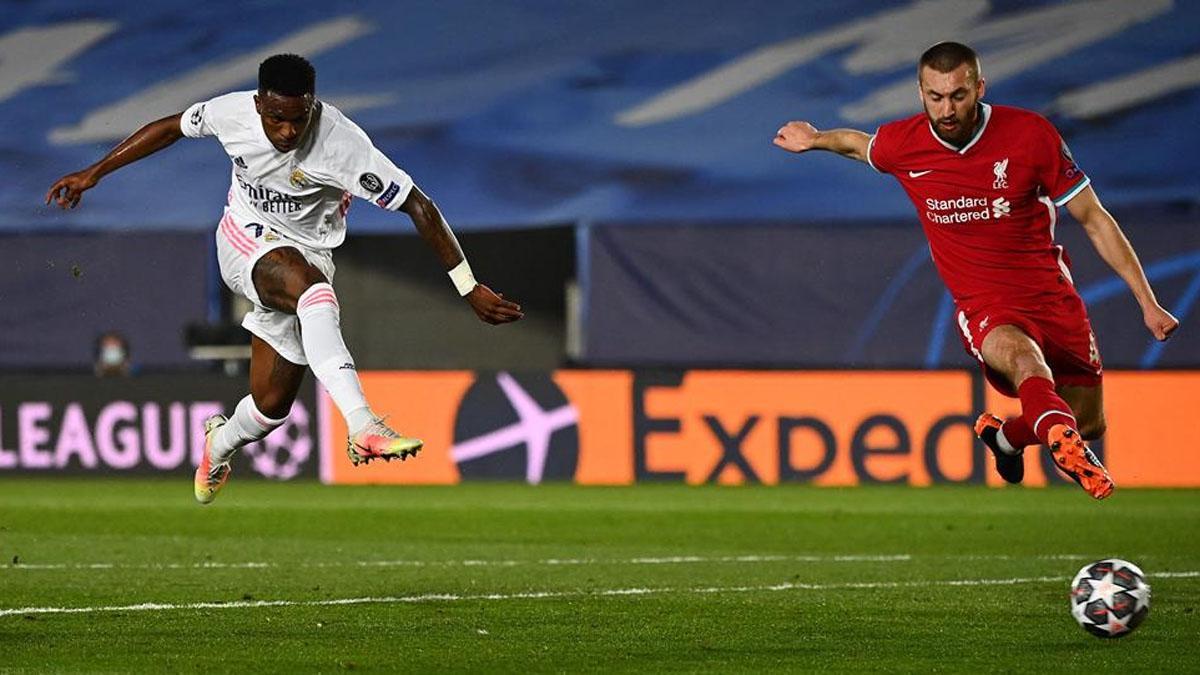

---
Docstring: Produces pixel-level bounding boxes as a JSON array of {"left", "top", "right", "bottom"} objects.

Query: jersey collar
[{"left": 927, "top": 102, "right": 991, "bottom": 155}]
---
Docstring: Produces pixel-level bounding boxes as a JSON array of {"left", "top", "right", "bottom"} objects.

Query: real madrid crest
[{"left": 289, "top": 168, "right": 310, "bottom": 189}]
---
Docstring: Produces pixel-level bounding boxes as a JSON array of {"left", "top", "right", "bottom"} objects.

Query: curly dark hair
[{"left": 258, "top": 53, "right": 316, "bottom": 97}]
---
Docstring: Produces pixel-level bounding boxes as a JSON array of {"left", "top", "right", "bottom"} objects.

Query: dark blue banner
[{"left": 580, "top": 211, "right": 1200, "bottom": 369}]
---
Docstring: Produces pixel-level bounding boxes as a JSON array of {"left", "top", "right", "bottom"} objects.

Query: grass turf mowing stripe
[{"left": 3, "top": 571, "right": 1197, "bottom": 619}]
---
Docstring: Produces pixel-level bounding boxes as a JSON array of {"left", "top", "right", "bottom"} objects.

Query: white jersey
[{"left": 181, "top": 91, "right": 413, "bottom": 249}]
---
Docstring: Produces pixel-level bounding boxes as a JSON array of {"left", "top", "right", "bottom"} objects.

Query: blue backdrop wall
[
  {"left": 3, "top": 2, "right": 1198, "bottom": 370},
  {"left": 3, "top": 0, "right": 1198, "bottom": 231}
]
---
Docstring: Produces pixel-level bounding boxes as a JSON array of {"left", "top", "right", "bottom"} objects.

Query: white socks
[
  {"left": 996, "top": 426, "right": 1021, "bottom": 455},
  {"left": 211, "top": 395, "right": 286, "bottom": 464},
  {"left": 296, "top": 283, "right": 374, "bottom": 434}
]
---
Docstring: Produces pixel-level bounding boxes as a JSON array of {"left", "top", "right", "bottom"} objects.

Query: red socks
[
  {"left": 1017, "top": 376, "right": 1077, "bottom": 446},
  {"left": 1000, "top": 416, "right": 1039, "bottom": 449}
]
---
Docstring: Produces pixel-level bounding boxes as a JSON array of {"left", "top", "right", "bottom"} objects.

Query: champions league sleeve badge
[{"left": 359, "top": 173, "right": 384, "bottom": 193}]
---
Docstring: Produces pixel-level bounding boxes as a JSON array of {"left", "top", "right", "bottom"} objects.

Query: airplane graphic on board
[{"left": 449, "top": 372, "right": 578, "bottom": 484}]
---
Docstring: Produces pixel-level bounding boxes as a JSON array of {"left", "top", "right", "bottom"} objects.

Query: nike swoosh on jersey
[{"left": 908, "top": 170, "right": 933, "bottom": 178}]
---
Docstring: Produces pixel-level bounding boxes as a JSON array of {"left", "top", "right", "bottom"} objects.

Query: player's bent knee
[
  {"left": 252, "top": 391, "right": 295, "bottom": 421},
  {"left": 252, "top": 247, "right": 328, "bottom": 313}
]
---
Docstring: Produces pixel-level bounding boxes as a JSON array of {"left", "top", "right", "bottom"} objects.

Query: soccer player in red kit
[{"left": 773, "top": 42, "right": 1178, "bottom": 499}]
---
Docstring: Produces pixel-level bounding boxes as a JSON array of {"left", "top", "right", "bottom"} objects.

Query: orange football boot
[
  {"left": 974, "top": 413, "right": 1024, "bottom": 484},
  {"left": 1047, "top": 424, "right": 1114, "bottom": 500}
]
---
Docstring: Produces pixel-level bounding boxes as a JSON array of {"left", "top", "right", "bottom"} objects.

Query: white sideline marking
[
  {"left": 3, "top": 571, "right": 1197, "bottom": 619},
  {"left": 2, "top": 554, "right": 913, "bottom": 571}
]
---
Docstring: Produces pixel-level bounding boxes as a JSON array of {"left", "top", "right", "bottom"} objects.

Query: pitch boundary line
[{"left": 3, "top": 571, "right": 1197, "bottom": 619}]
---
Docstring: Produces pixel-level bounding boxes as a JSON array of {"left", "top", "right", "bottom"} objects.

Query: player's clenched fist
[
  {"left": 773, "top": 121, "right": 819, "bottom": 153},
  {"left": 1144, "top": 305, "right": 1179, "bottom": 342}
]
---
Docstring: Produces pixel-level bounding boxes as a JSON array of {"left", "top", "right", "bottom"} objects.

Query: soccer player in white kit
[{"left": 46, "top": 54, "right": 524, "bottom": 503}]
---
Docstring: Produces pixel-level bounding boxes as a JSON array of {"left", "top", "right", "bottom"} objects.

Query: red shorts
[{"left": 956, "top": 293, "right": 1103, "bottom": 397}]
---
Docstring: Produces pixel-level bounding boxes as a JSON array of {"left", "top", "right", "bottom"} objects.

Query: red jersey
[{"left": 867, "top": 103, "right": 1090, "bottom": 313}]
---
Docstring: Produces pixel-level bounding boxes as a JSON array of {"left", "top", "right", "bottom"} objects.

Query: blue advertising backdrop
[{"left": 4, "top": 0, "right": 1198, "bottom": 230}]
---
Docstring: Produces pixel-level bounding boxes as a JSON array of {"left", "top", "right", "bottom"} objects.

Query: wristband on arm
[{"left": 448, "top": 259, "right": 477, "bottom": 296}]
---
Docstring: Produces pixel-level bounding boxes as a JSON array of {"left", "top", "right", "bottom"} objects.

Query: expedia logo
[{"left": 451, "top": 372, "right": 579, "bottom": 483}]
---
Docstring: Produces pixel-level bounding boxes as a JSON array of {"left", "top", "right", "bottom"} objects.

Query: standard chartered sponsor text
[{"left": 925, "top": 196, "right": 997, "bottom": 225}]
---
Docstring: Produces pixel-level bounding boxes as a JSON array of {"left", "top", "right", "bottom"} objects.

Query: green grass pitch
[{"left": 1, "top": 480, "right": 1197, "bottom": 673}]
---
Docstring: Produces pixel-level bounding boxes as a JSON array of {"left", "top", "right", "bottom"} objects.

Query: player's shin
[
  {"left": 1018, "top": 376, "right": 1113, "bottom": 498},
  {"left": 1017, "top": 376, "right": 1077, "bottom": 445},
  {"left": 211, "top": 395, "right": 286, "bottom": 464},
  {"left": 295, "top": 283, "right": 375, "bottom": 433}
]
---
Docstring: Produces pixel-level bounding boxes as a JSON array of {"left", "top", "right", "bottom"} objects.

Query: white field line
[
  {"left": 0, "top": 553, "right": 1103, "bottom": 572},
  {"left": 2, "top": 554, "right": 913, "bottom": 571},
  {"left": 2, "top": 571, "right": 1198, "bottom": 619}
]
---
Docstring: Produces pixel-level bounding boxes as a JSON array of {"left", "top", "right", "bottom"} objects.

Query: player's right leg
[
  {"left": 251, "top": 247, "right": 422, "bottom": 465},
  {"left": 979, "top": 325, "right": 1113, "bottom": 499}
]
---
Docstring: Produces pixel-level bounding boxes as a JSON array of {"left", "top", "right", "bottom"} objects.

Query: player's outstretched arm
[
  {"left": 45, "top": 113, "right": 185, "bottom": 209},
  {"left": 399, "top": 186, "right": 524, "bottom": 325},
  {"left": 1066, "top": 186, "right": 1179, "bottom": 341},
  {"left": 773, "top": 121, "right": 871, "bottom": 163}
]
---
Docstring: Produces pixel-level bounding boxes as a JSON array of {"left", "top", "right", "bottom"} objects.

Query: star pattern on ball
[
  {"left": 1086, "top": 570, "right": 1120, "bottom": 606},
  {"left": 1103, "top": 610, "right": 1132, "bottom": 636}
]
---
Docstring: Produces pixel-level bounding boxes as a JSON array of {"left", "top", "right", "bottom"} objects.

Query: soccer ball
[{"left": 1069, "top": 559, "right": 1151, "bottom": 638}]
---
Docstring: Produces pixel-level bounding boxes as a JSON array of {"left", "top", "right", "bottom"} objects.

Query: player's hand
[
  {"left": 45, "top": 170, "right": 98, "bottom": 209},
  {"left": 773, "top": 121, "right": 820, "bottom": 153},
  {"left": 466, "top": 284, "right": 524, "bottom": 325},
  {"left": 1144, "top": 304, "right": 1179, "bottom": 341}
]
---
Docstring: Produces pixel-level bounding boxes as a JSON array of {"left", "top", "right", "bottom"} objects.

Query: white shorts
[{"left": 214, "top": 210, "right": 335, "bottom": 366}]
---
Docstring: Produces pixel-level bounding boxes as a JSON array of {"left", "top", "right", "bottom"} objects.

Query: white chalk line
[
  {"left": 3, "top": 571, "right": 1197, "bottom": 619},
  {"left": 0, "top": 553, "right": 1101, "bottom": 572},
  {"left": 2, "top": 554, "right": 912, "bottom": 571}
]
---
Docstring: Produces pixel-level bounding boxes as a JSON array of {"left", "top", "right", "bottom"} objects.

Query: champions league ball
[{"left": 1070, "top": 559, "right": 1150, "bottom": 638}]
